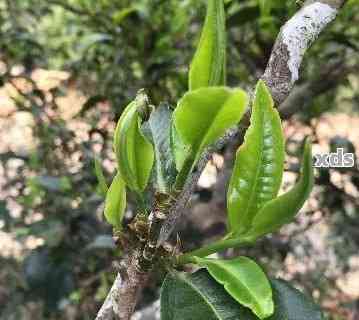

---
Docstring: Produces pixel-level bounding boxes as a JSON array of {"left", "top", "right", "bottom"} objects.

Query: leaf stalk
[{"left": 176, "top": 236, "right": 254, "bottom": 265}]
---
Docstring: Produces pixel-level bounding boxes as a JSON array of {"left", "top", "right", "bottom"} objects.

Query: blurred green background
[{"left": 0, "top": 1, "right": 358, "bottom": 319}]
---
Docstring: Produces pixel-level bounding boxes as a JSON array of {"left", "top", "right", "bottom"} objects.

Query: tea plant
[{"left": 94, "top": 0, "right": 346, "bottom": 319}]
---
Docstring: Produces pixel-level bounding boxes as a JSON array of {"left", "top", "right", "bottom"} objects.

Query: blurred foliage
[{"left": 0, "top": 0, "right": 358, "bottom": 319}]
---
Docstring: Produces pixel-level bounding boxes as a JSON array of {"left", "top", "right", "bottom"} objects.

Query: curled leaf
[
  {"left": 227, "top": 80, "right": 284, "bottom": 236},
  {"left": 245, "top": 138, "right": 314, "bottom": 240},
  {"left": 148, "top": 104, "right": 177, "bottom": 193},
  {"left": 189, "top": 0, "right": 226, "bottom": 90},
  {"left": 104, "top": 172, "right": 126, "bottom": 228},
  {"left": 114, "top": 101, "right": 154, "bottom": 192},
  {"left": 195, "top": 256, "right": 274, "bottom": 319}
]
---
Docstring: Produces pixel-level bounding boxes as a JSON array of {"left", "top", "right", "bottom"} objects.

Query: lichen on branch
[{"left": 262, "top": 0, "right": 346, "bottom": 105}]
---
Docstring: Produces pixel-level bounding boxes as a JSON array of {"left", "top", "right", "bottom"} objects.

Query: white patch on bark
[{"left": 282, "top": 2, "right": 337, "bottom": 83}]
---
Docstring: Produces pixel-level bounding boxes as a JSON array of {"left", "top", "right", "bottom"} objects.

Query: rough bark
[
  {"left": 95, "top": 253, "right": 149, "bottom": 320},
  {"left": 262, "top": 0, "right": 345, "bottom": 105},
  {"left": 95, "top": 1, "right": 347, "bottom": 319}
]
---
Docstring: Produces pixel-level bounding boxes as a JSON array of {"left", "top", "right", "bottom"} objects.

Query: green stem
[{"left": 177, "top": 236, "right": 253, "bottom": 265}]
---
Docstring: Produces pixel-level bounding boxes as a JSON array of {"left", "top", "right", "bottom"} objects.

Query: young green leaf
[
  {"left": 114, "top": 101, "right": 154, "bottom": 192},
  {"left": 227, "top": 80, "right": 284, "bottom": 236},
  {"left": 161, "top": 269, "right": 256, "bottom": 320},
  {"left": 104, "top": 172, "right": 126, "bottom": 228},
  {"left": 148, "top": 104, "right": 177, "bottom": 193},
  {"left": 245, "top": 138, "right": 314, "bottom": 240},
  {"left": 174, "top": 87, "right": 248, "bottom": 180},
  {"left": 194, "top": 256, "right": 274, "bottom": 319},
  {"left": 189, "top": 0, "right": 226, "bottom": 90},
  {"left": 94, "top": 157, "right": 108, "bottom": 196}
]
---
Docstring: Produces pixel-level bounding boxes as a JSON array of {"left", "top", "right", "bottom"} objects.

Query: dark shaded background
[{"left": 0, "top": 1, "right": 358, "bottom": 319}]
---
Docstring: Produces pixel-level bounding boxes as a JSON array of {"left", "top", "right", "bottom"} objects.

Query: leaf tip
[{"left": 255, "top": 79, "right": 274, "bottom": 108}]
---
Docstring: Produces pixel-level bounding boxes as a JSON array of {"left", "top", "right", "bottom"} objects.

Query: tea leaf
[
  {"left": 161, "top": 270, "right": 323, "bottom": 320},
  {"left": 104, "top": 172, "right": 126, "bottom": 228},
  {"left": 195, "top": 256, "right": 274, "bottom": 319},
  {"left": 161, "top": 270, "right": 255, "bottom": 320},
  {"left": 246, "top": 138, "right": 314, "bottom": 239},
  {"left": 227, "top": 80, "right": 284, "bottom": 236},
  {"left": 189, "top": 0, "right": 226, "bottom": 90},
  {"left": 114, "top": 101, "right": 154, "bottom": 192},
  {"left": 174, "top": 87, "right": 248, "bottom": 183},
  {"left": 148, "top": 104, "right": 177, "bottom": 193},
  {"left": 268, "top": 279, "right": 324, "bottom": 320}
]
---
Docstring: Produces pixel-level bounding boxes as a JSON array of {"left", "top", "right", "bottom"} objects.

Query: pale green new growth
[
  {"left": 227, "top": 80, "right": 285, "bottom": 236},
  {"left": 245, "top": 138, "right": 314, "bottom": 240},
  {"left": 114, "top": 100, "right": 154, "bottom": 192},
  {"left": 104, "top": 172, "right": 126, "bottom": 228},
  {"left": 189, "top": 0, "right": 226, "bottom": 90},
  {"left": 173, "top": 87, "right": 248, "bottom": 187}
]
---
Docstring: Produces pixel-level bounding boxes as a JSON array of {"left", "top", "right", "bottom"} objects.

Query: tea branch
[
  {"left": 262, "top": 0, "right": 346, "bottom": 105},
  {"left": 95, "top": 1, "right": 347, "bottom": 319},
  {"left": 95, "top": 253, "right": 149, "bottom": 320}
]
